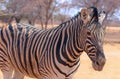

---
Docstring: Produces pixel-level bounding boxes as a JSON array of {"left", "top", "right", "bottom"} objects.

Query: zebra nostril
[
  {"left": 97, "top": 57, "right": 106, "bottom": 66},
  {"left": 96, "top": 61, "right": 100, "bottom": 66}
]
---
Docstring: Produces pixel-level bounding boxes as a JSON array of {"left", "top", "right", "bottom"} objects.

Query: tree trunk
[
  {"left": 8, "top": 16, "right": 14, "bottom": 25},
  {"left": 45, "top": 20, "right": 48, "bottom": 29},
  {"left": 15, "top": 15, "right": 22, "bottom": 23}
]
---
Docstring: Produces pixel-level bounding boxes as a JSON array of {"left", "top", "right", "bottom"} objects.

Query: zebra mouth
[
  {"left": 92, "top": 61, "right": 103, "bottom": 71},
  {"left": 92, "top": 53, "right": 106, "bottom": 71}
]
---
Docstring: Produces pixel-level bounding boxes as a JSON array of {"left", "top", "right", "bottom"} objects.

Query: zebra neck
[
  {"left": 67, "top": 25, "right": 83, "bottom": 60},
  {"left": 55, "top": 14, "right": 84, "bottom": 65},
  {"left": 58, "top": 20, "right": 84, "bottom": 64}
]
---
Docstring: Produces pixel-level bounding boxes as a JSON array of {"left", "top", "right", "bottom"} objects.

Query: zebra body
[
  {"left": 0, "top": 7, "right": 106, "bottom": 79},
  {"left": 0, "top": 22, "right": 82, "bottom": 79}
]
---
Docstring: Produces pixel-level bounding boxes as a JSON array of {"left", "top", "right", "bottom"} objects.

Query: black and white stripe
[{"left": 0, "top": 7, "right": 106, "bottom": 79}]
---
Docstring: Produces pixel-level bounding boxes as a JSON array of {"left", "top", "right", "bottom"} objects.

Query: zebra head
[{"left": 80, "top": 7, "right": 106, "bottom": 71}]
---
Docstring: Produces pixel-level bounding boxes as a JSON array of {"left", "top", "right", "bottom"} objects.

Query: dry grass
[
  {"left": 0, "top": 25, "right": 120, "bottom": 79},
  {"left": 104, "top": 27, "right": 120, "bottom": 43}
]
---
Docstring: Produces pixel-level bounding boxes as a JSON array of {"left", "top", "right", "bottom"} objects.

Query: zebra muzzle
[{"left": 92, "top": 53, "right": 106, "bottom": 71}]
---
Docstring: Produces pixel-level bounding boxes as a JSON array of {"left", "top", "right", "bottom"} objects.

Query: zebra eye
[{"left": 87, "top": 31, "right": 91, "bottom": 36}]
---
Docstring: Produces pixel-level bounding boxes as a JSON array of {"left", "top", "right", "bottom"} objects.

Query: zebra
[
  {"left": 98, "top": 11, "right": 106, "bottom": 25},
  {"left": 0, "top": 7, "right": 106, "bottom": 79}
]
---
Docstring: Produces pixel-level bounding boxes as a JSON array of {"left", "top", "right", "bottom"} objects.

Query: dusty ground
[
  {"left": 0, "top": 27, "right": 120, "bottom": 79},
  {"left": 73, "top": 43, "right": 120, "bottom": 79}
]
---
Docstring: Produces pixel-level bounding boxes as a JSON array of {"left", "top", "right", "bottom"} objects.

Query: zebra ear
[
  {"left": 81, "top": 8, "right": 90, "bottom": 24},
  {"left": 98, "top": 11, "right": 106, "bottom": 25}
]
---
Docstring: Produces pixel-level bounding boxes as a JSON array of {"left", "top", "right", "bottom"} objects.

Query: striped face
[
  {"left": 82, "top": 7, "right": 106, "bottom": 71},
  {"left": 86, "top": 22, "right": 106, "bottom": 71}
]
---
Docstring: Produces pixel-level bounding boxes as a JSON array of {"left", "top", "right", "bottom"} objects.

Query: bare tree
[
  {"left": 34, "top": 0, "right": 58, "bottom": 29},
  {"left": 1, "top": 0, "right": 38, "bottom": 25},
  {"left": 20, "top": 0, "right": 58, "bottom": 29},
  {"left": 5, "top": 0, "right": 27, "bottom": 24},
  {"left": 71, "top": 0, "right": 120, "bottom": 24},
  {"left": 21, "top": 0, "right": 38, "bottom": 25},
  {"left": 0, "top": 0, "right": 75, "bottom": 29}
]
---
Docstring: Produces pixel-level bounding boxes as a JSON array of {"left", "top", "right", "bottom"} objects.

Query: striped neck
[
  {"left": 56, "top": 12, "right": 84, "bottom": 66},
  {"left": 66, "top": 18, "right": 84, "bottom": 60}
]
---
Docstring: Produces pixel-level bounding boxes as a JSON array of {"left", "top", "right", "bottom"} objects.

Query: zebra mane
[
  {"left": 71, "top": 12, "right": 81, "bottom": 19},
  {"left": 58, "top": 12, "right": 81, "bottom": 27}
]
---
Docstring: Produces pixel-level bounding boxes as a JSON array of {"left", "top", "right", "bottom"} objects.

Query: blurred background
[{"left": 0, "top": 0, "right": 120, "bottom": 79}]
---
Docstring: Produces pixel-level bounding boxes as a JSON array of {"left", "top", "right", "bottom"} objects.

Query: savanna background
[{"left": 0, "top": 0, "right": 120, "bottom": 79}]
